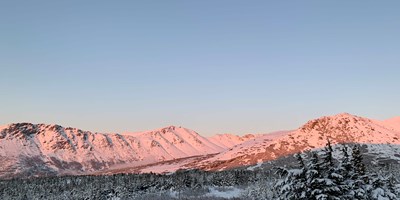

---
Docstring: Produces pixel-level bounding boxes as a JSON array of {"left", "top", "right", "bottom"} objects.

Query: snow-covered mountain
[
  {"left": 379, "top": 116, "right": 400, "bottom": 132},
  {"left": 207, "top": 133, "right": 260, "bottom": 149},
  {"left": 0, "top": 124, "right": 225, "bottom": 178},
  {"left": 192, "top": 113, "right": 400, "bottom": 171},
  {"left": 1, "top": 113, "right": 400, "bottom": 178},
  {"left": 110, "top": 113, "right": 400, "bottom": 174}
]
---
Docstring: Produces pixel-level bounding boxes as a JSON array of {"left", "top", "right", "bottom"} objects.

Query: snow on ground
[
  {"left": 205, "top": 187, "right": 243, "bottom": 199},
  {"left": 205, "top": 131, "right": 290, "bottom": 163},
  {"left": 139, "top": 156, "right": 198, "bottom": 173},
  {"left": 380, "top": 117, "right": 400, "bottom": 132},
  {"left": 208, "top": 134, "right": 258, "bottom": 149},
  {"left": 247, "top": 159, "right": 264, "bottom": 171},
  {"left": 365, "top": 144, "right": 400, "bottom": 161},
  {"left": 167, "top": 186, "right": 242, "bottom": 199},
  {"left": 0, "top": 125, "right": 8, "bottom": 131},
  {"left": 2, "top": 113, "right": 400, "bottom": 178}
]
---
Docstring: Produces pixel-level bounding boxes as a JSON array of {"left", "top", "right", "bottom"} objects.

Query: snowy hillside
[
  {"left": 1, "top": 113, "right": 400, "bottom": 178},
  {"left": 118, "top": 113, "right": 400, "bottom": 173},
  {"left": 379, "top": 116, "right": 400, "bottom": 132},
  {"left": 207, "top": 133, "right": 259, "bottom": 148},
  {"left": 193, "top": 113, "right": 400, "bottom": 171},
  {"left": 0, "top": 124, "right": 225, "bottom": 178}
]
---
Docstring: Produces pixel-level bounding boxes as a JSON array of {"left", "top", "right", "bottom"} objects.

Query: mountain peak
[
  {"left": 4, "top": 122, "right": 35, "bottom": 128},
  {"left": 1, "top": 112, "right": 400, "bottom": 177},
  {"left": 157, "top": 125, "right": 183, "bottom": 133},
  {"left": 299, "top": 113, "right": 368, "bottom": 133},
  {"left": 131, "top": 125, "right": 197, "bottom": 137},
  {"left": 0, "top": 123, "right": 40, "bottom": 138},
  {"left": 332, "top": 112, "right": 355, "bottom": 117},
  {"left": 242, "top": 134, "right": 256, "bottom": 139},
  {"left": 2, "top": 123, "right": 68, "bottom": 132}
]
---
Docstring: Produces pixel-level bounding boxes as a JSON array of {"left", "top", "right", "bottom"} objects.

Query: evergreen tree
[
  {"left": 321, "top": 139, "right": 334, "bottom": 169},
  {"left": 273, "top": 142, "right": 400, "bottom": 200},
  {"left": 319, "top": 140, "right": 344, "bottom": 200},
  {"left": 275, "top": 153, "right": 308, "bottom": 200},
  {"left": 275, "top": 166, "right": 295, "bottom": 200},
  {"left": 351, "top": 145, "right": 366, "bottom": 177},
  {"left": 350, "top": 144, "right": 368, "bottom": 199},
  {"left": 340, "top": 145, "right": 352, "bottom": 180},
  {"left": 338, "top": 145, "right": 353, "bottom": 199},
  {"left": 306, "top": 152, "right": 325, "bottom": 199},
  {"left": 292, "top": 153, "right": 308, "bottom": 200},
  {"left": 367, "top": 173, "right": 398, "bottom": 200}
]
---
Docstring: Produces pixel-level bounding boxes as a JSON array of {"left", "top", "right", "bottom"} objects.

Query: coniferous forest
[
  {"left": 1, "top": 143, "right": 399, "bottom": 200},
  {"left": 274, "top": 142, "right": 400, "bottom": 200}
]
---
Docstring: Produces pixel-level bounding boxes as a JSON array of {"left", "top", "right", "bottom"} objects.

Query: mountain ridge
[
  {"left": 0, "top": 123, "right": 231, "bottom": 179},
  {"left": 1, "top": 113, "right": 400, "bottom": 178},
  {"left": 189, "top": 113, "right": 400, "bottom": 171},
  {"left": 107, "top": 113, "right": 400, "bottom": 173}
]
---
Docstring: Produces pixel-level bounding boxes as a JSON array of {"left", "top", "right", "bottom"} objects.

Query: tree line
[{"left": 274, "top": 141, "right": 399, "bottom": 200}]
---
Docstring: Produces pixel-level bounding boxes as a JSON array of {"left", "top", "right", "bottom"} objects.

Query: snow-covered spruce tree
[
  {"left": 351, "top": 145, "right": 366, "bottom": 178},
  {"left": 350, "top": 144, "right": 369, "bottom": 199},
  {"left": 338, "top": 144, "right": 399, "bottom": 200},
  {"left": 386, "top": 175, "right": 400, "bottom": 198},
  {"left": 275, "top": 153, "right": 308, "bottom": 200},
  {"left": 289, "top": 153, "right": 308, "bottom": 199},
  {"left": 306, "top": 152, "right": 327, "bottom": 199},
  {"left": 293, "top": 153, "right": 308, "bottom": 199},
  {"left": 339, "top": 145, "right": 352, "bottom": 181},
  {"left": 275, "top": 142, "right": 373, "bottom": 200},
  {"left": 275, "top": 146, "right": 341, "bottom": 200},
  {"left": 368, "top": 174, "right": 398, "bottom": 200},
  {"left": 337, "top": 145, "right": 354, "bottom": 200},
  {"left": 318, "top": 140, "right": 346, "bottom": 200}
]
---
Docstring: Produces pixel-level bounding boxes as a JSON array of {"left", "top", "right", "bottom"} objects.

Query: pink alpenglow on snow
[{"left": 1, "top": 113, "right": 400, "bottom": 177}]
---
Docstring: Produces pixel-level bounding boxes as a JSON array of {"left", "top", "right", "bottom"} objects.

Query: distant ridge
[
  {"left": 0, "top": 124, "right": 226, "bottom": 179},
  {"left": 1, "top": 113, "right": 400, "bottom": 178}
]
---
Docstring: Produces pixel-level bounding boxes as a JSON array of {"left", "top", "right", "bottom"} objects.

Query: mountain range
[{"left": 0, "top": 113, "right": 399, "bottom": 179}]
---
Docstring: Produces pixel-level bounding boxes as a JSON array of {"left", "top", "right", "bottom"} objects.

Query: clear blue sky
[{"left": 1, "top": 1, "right": 399, "bottom": 136}]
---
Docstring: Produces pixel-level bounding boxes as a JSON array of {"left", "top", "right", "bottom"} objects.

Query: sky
[{"left": 0, "top": 1, "right": 399, "bottom": 136}]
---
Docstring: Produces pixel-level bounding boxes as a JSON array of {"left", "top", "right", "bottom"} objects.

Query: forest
[{"left": 1, "top": 143, "right": 399, "bottom": 200}]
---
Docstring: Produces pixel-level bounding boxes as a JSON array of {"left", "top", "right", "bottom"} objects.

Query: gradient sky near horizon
[{"left": 1, "top": 1, "right": 399, "bottom": 136}]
